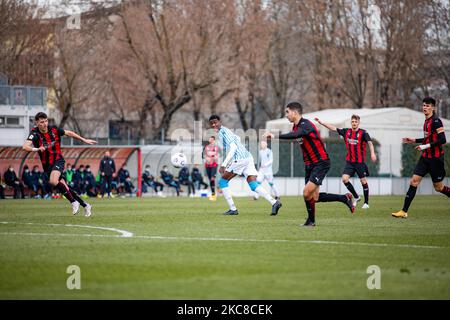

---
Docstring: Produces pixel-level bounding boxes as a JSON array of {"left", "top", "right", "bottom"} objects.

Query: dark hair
[
  {"left": 85, "top": 165, "right": 90, "bottom": 169},
  {"left": 209, "top": 115, "right": 220, "bottom": 122},
  {"left": 210, "top": 136, "right": 215, "bottom": 140},
  {"left": 285, "top": 101, "right": 303, "bottom": 114},
  {"left": 34, "top": 112, "right": 48, "bottom": 121},
  {"left": 351, "top": 114, "right": 360, "bottom": 121},
  {"left": 423, "top": 97, "right": 436, "bottom": 106},
  {"left": 79, "top": 165, "right": 84, "bottom": 168}
]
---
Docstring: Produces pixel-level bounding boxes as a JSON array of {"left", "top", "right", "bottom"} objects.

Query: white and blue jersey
[
  {"left": 218, "top": 126, "right": 252, "bottom": 161},
  {"left": 258, "top": 148, "right": 273, "bottom": 174}
]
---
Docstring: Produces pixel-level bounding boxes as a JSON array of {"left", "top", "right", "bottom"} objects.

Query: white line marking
[
  {"left": 0, "top": 221, "right": 133, "bottom": 238},
  {"left": 0, "top": 222, "right": 447, "bottom": 249}
]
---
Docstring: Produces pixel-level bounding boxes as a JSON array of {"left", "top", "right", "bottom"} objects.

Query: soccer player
[
  {"left": 22, "top": 112, "right": 97, "bottom": 216},
  {"left": 253, "top": 141, "right": 280, "bottom": 201},
  {"left": 392, "top": 97, "right": 449, "bottom": 218},
  {"left": 203, "top": 136, "right": 219, "bottom": 201},
  {"left": 209, "top": 115, "right": 282, "bottom": 215},
  {"left": 315, "top": 115, "right": 377, "bottom": 209},
  {"left": 264, "top": 102, "right": 355, "bottom": 227}
]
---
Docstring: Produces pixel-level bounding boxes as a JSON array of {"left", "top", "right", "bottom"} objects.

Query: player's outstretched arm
[
  {"left": 65, "top": 130, "right": 97, "bottom": 145},
  {"left": 314, "top": 118, "right": 337, "bottom": 131},
  {"left": 22, "top": 140, "right": 45, "bottom": 153},
  {"left": 368, "top": 141, "right": 377, "bottom": 162}
]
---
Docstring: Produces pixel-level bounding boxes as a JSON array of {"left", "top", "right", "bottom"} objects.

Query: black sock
[
  {"left": 211, "top": 178, "right": 216, "bottom": 195},
  {"left": 70, "top": 188, "right": 87, "bottom": 207},
  {"left": 402, "top": 186, "right": 417, "bottom": 212},
  {"left": 318, "top": 192, "right": 347, "bottom": 203},
  {"left": 362, "top": 183, "right": 369, "bottom": 204},
  {"left": 304, "top": 198, "right": 316, "bottom": 222},
  {"left": 56, "top": 182, "right": 75, "bottom": 203},
  {"left": 344, "top": 182, "right": 358, "bottom": 198}
]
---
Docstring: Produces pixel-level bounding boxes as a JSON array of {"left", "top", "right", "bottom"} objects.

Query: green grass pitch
[{"left": 0, "top": 195, "right": 449, "bottom": 299}]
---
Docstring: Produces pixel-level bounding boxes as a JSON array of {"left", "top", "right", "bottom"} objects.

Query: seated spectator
[
  {"left": 4, "top": 165, "right": 25, "bottom": 199},
  {"left": 142, "top": 165, "right": 165, "bottom": 197},
  {"left": 73, "top": 165, "right": 86, "bottom": 195},
  {"left": 160, "top": 165, "right": 181, "bottom": 196},
  {"left": 178, "top": 166, "right": 195, "bottom": 197},
  {"left": 63, "top": 163, "right": 75, "bottom": 189},
  {"left": 191, "top": 164, "right": 208, "bottom": 190},
  {"left": 118, "top": 163, "right": 135, "bottom": 196},
  {"left": 24, "top": 165, "right": 45, "bottom": 198},
  {"left": 83, "top": 165, "right": 98, "bottom": 197}
]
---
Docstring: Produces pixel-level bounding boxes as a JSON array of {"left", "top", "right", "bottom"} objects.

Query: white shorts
[
  {"left": 226, "top": 157, "right": 258, "bottom": 177},
  {"left": 257, "top": 169, "right": 274, "bottom": 184}
]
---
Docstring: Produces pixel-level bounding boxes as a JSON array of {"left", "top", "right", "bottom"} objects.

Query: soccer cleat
[
  {"left": 301, "top": 218, "right": 316, "bottom": 227},
  {"left": 352, "top": 196, "right": 361, "bottom": 208},
  {"left": 72, "top": 201, "right": 80, "bottom": 215},
  {"left": 362, "top": 203, "right": 370, "bottom": 209},
  {"left": 84, "top": 203, "right": 92, "bottom": 217},
  {"left": 271, "top": 200, "right": 282, "bottom": 216},
  {"left": 345, "top": 193, "right": 356, "bottom": 214},
  {"left": 392, "top": 210, "right": 407, "bottom": 219},
  {"left": 209, "top": 194, "right": 217, "bottom": 201},
  {"left": 223, "top": 209, "right": 239, "bottom": 215}
]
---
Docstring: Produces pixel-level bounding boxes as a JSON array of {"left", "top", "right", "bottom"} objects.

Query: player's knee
[
  {"left": 360, "top": 178, "right": 367, "bottom": 185},
  {"left": 433, "top": 184, "right": 443, "bottom": 192},
  {"left": 248, "top": 180, "right": 260, "bottom": 191},
  {"left": 342, "top": 177, "right": 349, "bottom": 183},
  {"left": 410, "top": 178, "right": 420, "bottom": 187},
  {"left": 49, "top": 178, "right": 58, "bottom": 186},
  {"left": 219, "top": 178, "right": 229, "bottom": 189}
]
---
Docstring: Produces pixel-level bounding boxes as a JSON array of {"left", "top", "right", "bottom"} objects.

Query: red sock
[{"left": 440, "top": 186, "right": 450, "bottom": 197}]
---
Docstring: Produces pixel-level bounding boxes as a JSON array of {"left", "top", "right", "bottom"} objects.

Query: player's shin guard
[
  {"left": 250, "top": 181, "right": 276, "bottom": 205},
  {"left": 402, "top": 185, "right": 417, "bottom": 212},
  {"left": 344, "top": 182, "right": 358, "bottom": 199},
  {"left": 318, "top": 192, "right": 347, "bottom": 203},
  {"left": 304, "top": 198, "right": 316, "bottom": 222},
  {"left": 439, "top": 185, "right": 450, "bottom": 197},
  {"left": 220, "top": 179, "right": 236, "bottom": 210},
  {"left": 362, "top": 183, "right": 369, "bottom": 204},
  {"left": 56, "top": 182, "right": 75, "bottom": 203},
  {"left": 69, "top": 188, "right": 87, "bottom": 207}
]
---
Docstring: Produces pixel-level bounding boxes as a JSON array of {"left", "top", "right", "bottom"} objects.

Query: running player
[
  {"left": 209, "top": 115, "right": 282, "bottom": 215},
  {"left": 264, "top": 102, "right": 355, "bottom": 227},
  {"left": 22, "top": 112, "right": 97, "bottom": 216},
  {"left": 392, "top": 97, "right": 449, "bottom": 218}
]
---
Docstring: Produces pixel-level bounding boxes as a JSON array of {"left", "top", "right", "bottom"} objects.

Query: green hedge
[
  {"left": 273, "top": 138, "right": 380, "bottom": 177},
  {"left": 401, "top": 144, "right": 450, "bottom": 177}
]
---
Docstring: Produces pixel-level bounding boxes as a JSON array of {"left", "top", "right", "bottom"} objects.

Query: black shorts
[
  {"left": 413, "top": 156, "right": 446, "bottom": 183},
  {"left": 43, "top": 158, "right": 66, "bottom": 178},
  {"left": 343, "top": 161, "right": 370, "bottom": 178},
  {"left": 305, "top": 160, "right": 330, "bottom": 186},
  {"left": 205, "top": 166, "right": 218, "bottom": 180}
]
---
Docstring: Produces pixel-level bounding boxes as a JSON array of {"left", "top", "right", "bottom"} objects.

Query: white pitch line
[
  {"left": 0, "top": 221, "right": 133, "bottom": 238},
  {"left": 0, "top": 226, "right": 447, "bottom": 250}
]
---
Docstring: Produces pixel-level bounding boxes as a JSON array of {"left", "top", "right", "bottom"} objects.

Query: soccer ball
[{"left": 171, "top": 152, "right": 187, "bottom": 168}]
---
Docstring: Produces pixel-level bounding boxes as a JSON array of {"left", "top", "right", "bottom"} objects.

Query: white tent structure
[{"left": 265, "top": 108, "right": 450, "bottom": 176}]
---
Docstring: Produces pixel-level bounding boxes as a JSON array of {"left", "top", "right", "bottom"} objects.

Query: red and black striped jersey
[
  {"left": 279, "top": 118, "right": 329, "bottom": 165},
  {"left": 421, "top": 114, "right": 445, "bottom": 158},
  {"left": 203, "top": 144, "right": 219, "bottom": 168},
  {"left": 27, "top": 126, "right": 65, "bottom": 166},
  {"left": 336, "top": 128, "right": 372, "bottom": 163}
]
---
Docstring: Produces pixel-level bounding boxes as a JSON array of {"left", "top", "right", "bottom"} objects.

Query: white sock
[
  {"left": 222, "top": 187, "right": 237, "bottom": 210},
  {"left": 255, "top": 185, "right": 276, "bottom": 205},
  {"left": 271, "top": 184, "right": 279, "bottom": 198},
  {"left": 253, "top": 191, "right": 260, "bottom": 199}
]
